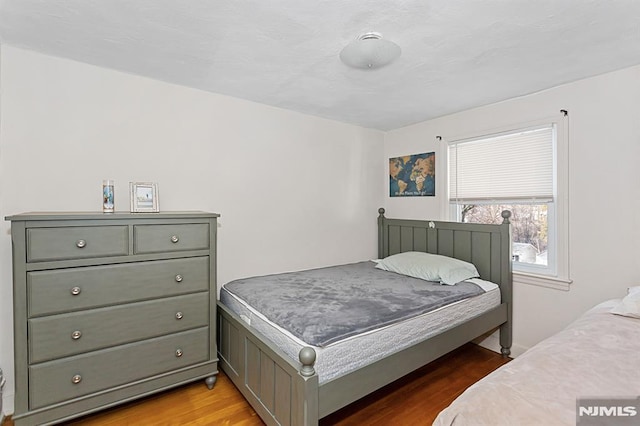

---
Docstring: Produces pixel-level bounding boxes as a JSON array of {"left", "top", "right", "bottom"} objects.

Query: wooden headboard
[{"left": 377, "top": 208, "right": 512, "bottom": 306}]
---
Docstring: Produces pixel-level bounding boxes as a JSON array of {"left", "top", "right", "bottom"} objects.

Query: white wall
[
  {"left": 385, "top": 64, "right": 640, "bottom": 355},
  {"left": 0, "top": 46, "right": 385, "bottom": 415}
]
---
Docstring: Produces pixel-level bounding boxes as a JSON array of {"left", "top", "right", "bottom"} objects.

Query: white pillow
[
  {"left": 629, "top": 286, "right": 640, "bottom": 295},
  {"left": 375, "top": 251, "right": 479, "bottom": 285},
  {"left": 611, "top": 286, "right": 640, "bottom": 319}
]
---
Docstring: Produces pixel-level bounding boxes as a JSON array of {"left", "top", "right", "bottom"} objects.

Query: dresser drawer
[
  {"left": 28, "top": 256, "right": 209, "bottom": 317},
  {"left": 27, "top": 226, "right": 129, "bottom": 262},
  {"left": 29, "top": 327, "right": 209, "bottom": 409},
  {"left": 29, "top": 292, "right": 209, "bottom": 363},
  {"left": 134, "top": 223, "right": 209, "bottom": 254}
]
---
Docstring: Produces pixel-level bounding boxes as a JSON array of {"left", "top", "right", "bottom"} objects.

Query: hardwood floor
[
  {"left": 2, "top": 343, "right": 509, "bottom": 426},
  {"left": 320, "top": 343, "right": 510, "bottom": 425}
]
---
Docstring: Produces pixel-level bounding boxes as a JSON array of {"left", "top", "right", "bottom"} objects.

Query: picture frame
[
  {"left": 129, "top": 182, "right": 159, "bottom": 213},
  {"left": 389, "top": 151, "right": 435, "bottom": 197}
]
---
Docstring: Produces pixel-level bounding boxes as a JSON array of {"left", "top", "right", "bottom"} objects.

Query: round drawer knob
[
  {"left": 76, "top": 239, "right": 87, "bottom": 248},
  {"left": 175, "top": 274, "right": 183, "bottom": 283},
  {"left": 175, "top": 349, "right": 183, "bottom": 358},
  {"left": 71, "top": 374, "right": 82, "bottom": 384},
  {"left": 71, "top": 330, "right": 82, "bottom": 340},
  {"left": 170, "top": 235, "right": 179, "bottom": 243},
  {"left": 175, "top": 312, "right": 184, "bottom": 320},
  {"left": 70, "top": 286, "right": 82, "bottom": 296}
]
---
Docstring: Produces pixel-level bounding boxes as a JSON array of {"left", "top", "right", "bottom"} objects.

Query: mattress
[
  {"left": 220, "top": 267, "right": 500, "bottom": 384},
  {"left": 222, "top": 261, "right": 488, "bottom": 347}
]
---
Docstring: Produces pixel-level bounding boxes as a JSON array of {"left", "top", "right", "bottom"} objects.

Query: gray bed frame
[{"left": 217, "top": 208, "right": 512, "bottom": 425}]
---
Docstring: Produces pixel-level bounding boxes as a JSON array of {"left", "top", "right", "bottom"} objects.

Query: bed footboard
[{"left": 217, "top": 302, "right": 319, "bottom": 426}]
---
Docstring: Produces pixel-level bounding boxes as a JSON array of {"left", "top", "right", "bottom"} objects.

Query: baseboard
[
  {"left": 2, "top": 392, "right": 14, "bottom": 424},
  {"left": 474, "top": 330, "right": 529, "bottom": 358},
  {"left": 508, "top": 343, "right": 529, "bottom": 358}
]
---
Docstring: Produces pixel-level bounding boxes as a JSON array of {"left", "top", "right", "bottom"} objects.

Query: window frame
[
  {"left": 446, "top": 115, "right": 569, "bottom": 284},
  {"left": 450, "top": 200, "right": 556, "bottom": 275}
]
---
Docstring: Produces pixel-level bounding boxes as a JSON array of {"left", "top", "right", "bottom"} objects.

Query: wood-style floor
[{"left": 3, "top": 343, "right": 509, "bottom": 426}]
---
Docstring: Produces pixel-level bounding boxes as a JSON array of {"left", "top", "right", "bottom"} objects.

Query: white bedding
[
  {"left": 221, "top": 281, "right": 500, "bottom": 384},
  {"left": 433, "top": 299, "right": 640, "bottom": 426}
]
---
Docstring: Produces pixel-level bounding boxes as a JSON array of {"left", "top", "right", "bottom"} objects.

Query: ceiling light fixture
[{"left": 340, "top": 32, "right": 401, "bottom": 70}]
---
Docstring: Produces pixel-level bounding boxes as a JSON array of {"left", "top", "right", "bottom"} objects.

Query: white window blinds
[{"left": 449, "top": 125, "right": 554, "bottom": 202}]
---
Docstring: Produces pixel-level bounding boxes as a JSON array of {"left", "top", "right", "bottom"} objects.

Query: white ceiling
[{"left": 1, "top": 0, "right": 639, "bottom": 131}]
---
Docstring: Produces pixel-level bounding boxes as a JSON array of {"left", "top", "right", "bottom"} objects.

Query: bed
[
  {"left": 216, "top": 208, "right": 513, "bottom": 425},
  {"left": 433, "top": 294, "right": 640, "bottom": 426}
]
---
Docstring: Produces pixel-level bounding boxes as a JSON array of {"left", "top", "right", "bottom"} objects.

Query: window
[{"left": 448, "top": 119, "right": 568, "bottom": 280}]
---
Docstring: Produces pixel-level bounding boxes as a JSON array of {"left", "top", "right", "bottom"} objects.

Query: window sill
[{"left": 513, "top": 271, "right": 572, "bottom": 291}]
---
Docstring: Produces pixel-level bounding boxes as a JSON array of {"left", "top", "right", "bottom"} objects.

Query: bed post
[
  {"left": 299, "top": 347, "right": 316, "bottom": 377},
  {"left": 297, "top": 347, "right": 318, "bottom": 425},
  {"left": 500, "top": 210, "right": 513, "bottom": 357},
  {"left": 378, "top": 207, "right": 386, "bottom": 259}
]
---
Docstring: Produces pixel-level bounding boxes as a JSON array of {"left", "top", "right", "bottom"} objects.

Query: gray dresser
[{"left": 6, "top": 211, "right": 219, "bottom": 426}]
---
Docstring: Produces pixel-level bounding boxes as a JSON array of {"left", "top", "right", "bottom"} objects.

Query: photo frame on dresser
[{"left": 129, "top": 182, "right": 159, "bottom": 212}]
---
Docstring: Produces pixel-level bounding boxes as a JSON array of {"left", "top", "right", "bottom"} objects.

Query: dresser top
[{"left": 5, "top": 211, "right": 220, "bottom": 221}]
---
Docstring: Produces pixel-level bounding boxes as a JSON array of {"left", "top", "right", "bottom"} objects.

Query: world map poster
[{"left": 389, "top": 152, "right": 435, "bottom": 197}]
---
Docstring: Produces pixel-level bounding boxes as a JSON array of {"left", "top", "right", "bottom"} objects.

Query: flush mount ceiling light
[{"left": 340, "top": 32, "right": 401, "bottom": 70}]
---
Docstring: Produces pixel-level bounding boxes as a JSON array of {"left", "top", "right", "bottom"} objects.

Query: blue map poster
[{"left": 389, "top": 152, "right": 435, "bottom": 197}]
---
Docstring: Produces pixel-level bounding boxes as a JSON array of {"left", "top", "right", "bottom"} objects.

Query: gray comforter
[{"left": 222, "top": 261, "right": 484, "bottom": 347}]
